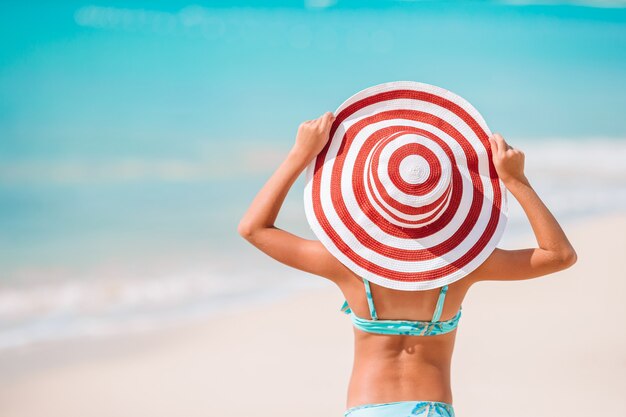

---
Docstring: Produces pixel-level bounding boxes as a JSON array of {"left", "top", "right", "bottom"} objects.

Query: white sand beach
[{"left": 0, "top": 213, "right": 625, "bottom": 417}]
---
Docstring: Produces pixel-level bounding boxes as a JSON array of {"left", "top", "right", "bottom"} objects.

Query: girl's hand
[
  {"left": 293, "top": 111, "right": 336, "bottom": 161},
  {"left": 488, "top": 133, "right": 527, "bottom": 185}
]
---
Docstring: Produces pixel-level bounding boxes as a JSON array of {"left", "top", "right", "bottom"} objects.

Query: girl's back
[{"left": 340, "top": 272, "right": 468, "bottom": 407}]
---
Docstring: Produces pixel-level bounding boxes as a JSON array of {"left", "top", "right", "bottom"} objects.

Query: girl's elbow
[
  {"left": 555, "top": 247, "right": 578, "bottom": 270},
  {"left": 237, "top": 220, "right": 271, "bottom": 242},
  {"left": 237, "top": 220, "right": 254, "bottom": 240},
  {"left": 564, "top": 248, "right": 578, "bottom": 268}
]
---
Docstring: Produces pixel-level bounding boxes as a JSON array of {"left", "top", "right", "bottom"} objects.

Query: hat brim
[{"left": 303, "top": 81, "right": 507, "bottom": 291}]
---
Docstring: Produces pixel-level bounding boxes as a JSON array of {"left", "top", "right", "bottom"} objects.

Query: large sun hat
[{"left": 303, "top": 81, "right": 508, "bottom": 291}]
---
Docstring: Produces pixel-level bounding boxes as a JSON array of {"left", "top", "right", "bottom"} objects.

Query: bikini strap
[
  {"left": 363, "top": 278, "right": 378, "bottom": 320},
  {"left": 431, "top": 285, "right": 449, "bottom": 322}
]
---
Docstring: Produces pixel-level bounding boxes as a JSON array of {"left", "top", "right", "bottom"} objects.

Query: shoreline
[{"left": 0, "top": 205, "right": 622, "bottom": 352}]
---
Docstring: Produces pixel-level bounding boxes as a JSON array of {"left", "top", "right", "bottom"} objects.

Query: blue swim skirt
[{"left": 344, "top": 400, "right": 455, "bottom": 417}]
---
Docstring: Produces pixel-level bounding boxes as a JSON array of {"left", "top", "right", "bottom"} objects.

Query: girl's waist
[{"left": 347, "top": 370, "right": 452, "bottom": 409}]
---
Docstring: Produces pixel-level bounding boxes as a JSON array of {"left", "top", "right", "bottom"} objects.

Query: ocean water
[
  {"left": 1, "top": 137, "right": 626, "bottom": 351},
  {"left": 1, "top": 2, "right": 625, "bottom": 351}
]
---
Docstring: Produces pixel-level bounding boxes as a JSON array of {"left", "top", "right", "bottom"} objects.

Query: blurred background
[{"left": 1, "top": 1, "right": 625, "bottom": 416}]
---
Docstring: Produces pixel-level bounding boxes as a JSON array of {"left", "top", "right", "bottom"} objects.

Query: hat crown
[
  {"left": 400, "top": 155, "right": 429, "bottom": 183},
  {"left": 365, "top": 131, "right": 454, "bottom": 230}
]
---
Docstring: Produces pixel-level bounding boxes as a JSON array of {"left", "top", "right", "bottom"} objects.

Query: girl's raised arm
[
  {"left": 237, "top": 111, "right": 353, "bottom": 285},
  {"left": 468, "top": 133, "right": 578, "bottom": 284}
]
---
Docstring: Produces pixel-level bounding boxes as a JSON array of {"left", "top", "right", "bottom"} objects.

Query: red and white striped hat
[{"left": 303, "top": 81, "right": 508, "bottom": 291}]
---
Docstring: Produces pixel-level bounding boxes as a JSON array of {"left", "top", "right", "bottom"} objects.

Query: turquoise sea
[{"left": 1, "top": 1, "right": 625, "bottom": 349}]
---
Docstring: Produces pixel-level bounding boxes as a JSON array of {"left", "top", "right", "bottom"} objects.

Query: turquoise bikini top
[{"left": 340, "top": 278, "right": 462, "bottom": 336}]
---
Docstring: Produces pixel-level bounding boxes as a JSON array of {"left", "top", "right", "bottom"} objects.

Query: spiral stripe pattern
[{"left": 303, "top": 81, "right": 508, "bottom": 290}]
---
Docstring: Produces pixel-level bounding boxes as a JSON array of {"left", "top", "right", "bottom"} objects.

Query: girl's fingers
[
  {"left": 493, "top": 133, "right": 507, "bottom": 155},
  {"left": 488, "top": 135, "right": 498, "bottom": 155},
  {"left": 303, "top": 112, "right": 334, "bottom": 132},
  {"left": 315, "top": 112, "right": 335, "bottom": 131},
  {"left": 312, "top": 113, "right": 326, "bottom": 126}
]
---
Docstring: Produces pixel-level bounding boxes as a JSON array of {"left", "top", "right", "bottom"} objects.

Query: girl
[{"left": 237, "top": 111, "right": 577, "bottom": 417}]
